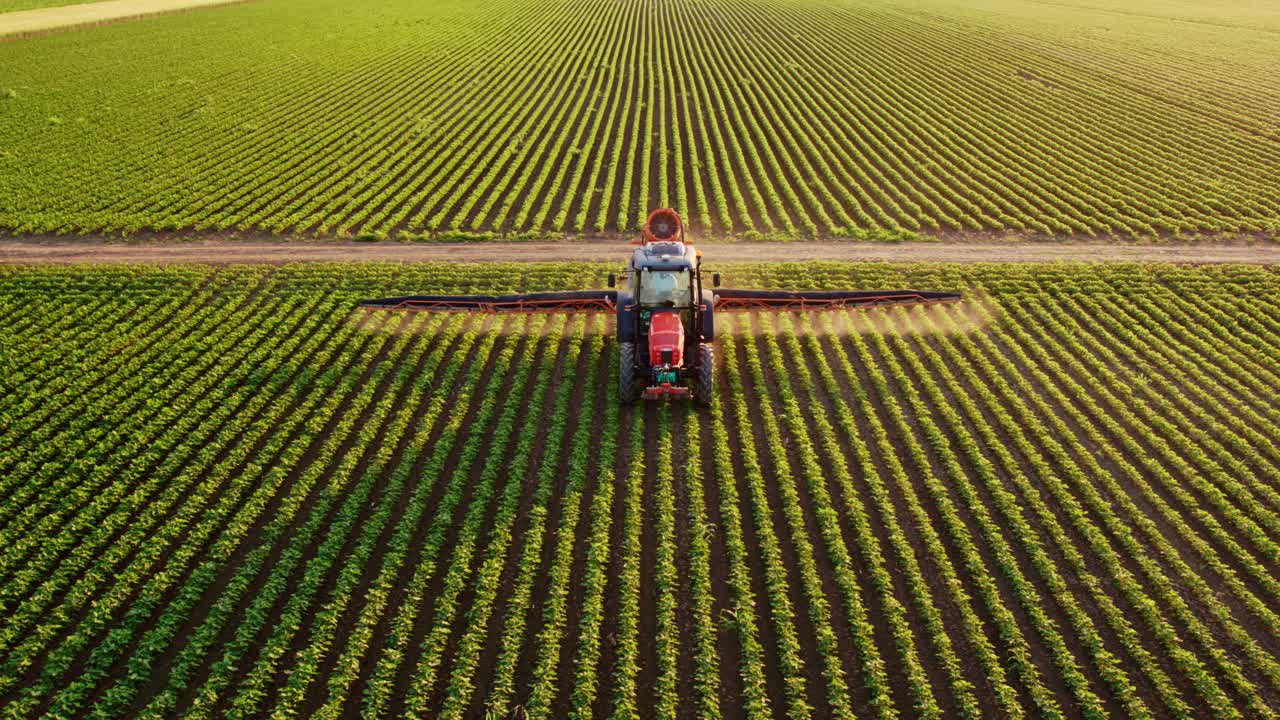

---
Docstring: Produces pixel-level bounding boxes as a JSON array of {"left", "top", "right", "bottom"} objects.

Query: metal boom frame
[
  {"left": 712, "top": 288, "right": 961, "bottom": 312},
  {"left": 358, "top": 290, "right": 617, "bottom": 314}
]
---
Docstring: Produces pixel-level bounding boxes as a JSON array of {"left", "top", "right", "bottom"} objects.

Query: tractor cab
[
  {"left": 636, "top": 265, "right": 692, "bottom": 308},
  {"left": 631, "top": 247, "right": 696, "bottom": 305},
  {"left": 633, "top": 264, "right": 693, "bottom": 347}
]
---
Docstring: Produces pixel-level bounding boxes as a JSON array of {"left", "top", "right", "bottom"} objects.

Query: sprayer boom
[
  {"left": 357, "top": 290, "right": 616, "bottom": 313},
  {"left": 356, "top": 208, "right": 961, "bottom": 406},
  {"left": 712, "top": 288, "right": 960, "bottom": 312}
]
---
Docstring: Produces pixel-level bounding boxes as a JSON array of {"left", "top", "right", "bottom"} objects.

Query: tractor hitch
[{"left": 641, "top": 383, "right": 692, "bottom": 401}]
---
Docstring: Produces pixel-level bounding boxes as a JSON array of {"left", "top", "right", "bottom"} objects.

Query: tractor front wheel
[
  {"left": 619, "top": 342, "right": 641, "bottom": 404},
  {"left": 694, "top": 343, "right": 713, "bottom": 406}
]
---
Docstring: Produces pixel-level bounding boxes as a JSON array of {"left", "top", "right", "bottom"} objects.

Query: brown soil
[{"left": 3, "top": 235, "right": 1280, "bottom": 265}]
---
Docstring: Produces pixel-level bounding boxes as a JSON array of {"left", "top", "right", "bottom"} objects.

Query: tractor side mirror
[
  {"left": 607, "top": 273, "right": 616, "bottom": 288},
  {"left": 712, "top": 272, "right": 721, "bottom": 288}
]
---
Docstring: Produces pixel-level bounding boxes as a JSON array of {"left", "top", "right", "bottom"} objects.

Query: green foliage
[{"left": 0, "top": 260, "right": 1278, "bottom": 719}]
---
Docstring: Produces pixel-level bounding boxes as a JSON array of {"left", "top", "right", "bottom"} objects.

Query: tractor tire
[
  {"left": 694, "top": 343, "right": 714, "bottom": 406},
  {"left": 619, "top": 342, "right": 641, "bottom": 404}
]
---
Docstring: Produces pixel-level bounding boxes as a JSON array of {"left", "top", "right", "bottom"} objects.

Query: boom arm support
[
  {"left": 358, "top": 290, "right": 617, "bottom": 314},
  {"left": 712, "top": 288, "right": 960, "bottom": 312}
]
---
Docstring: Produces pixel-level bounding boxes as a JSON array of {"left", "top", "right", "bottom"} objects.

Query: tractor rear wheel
[
  {"left": 695, "top": 343, "right": 713, "bottom": 405},
  {"left": 619, "top": 342, "right": 640, "bottom": 404}
]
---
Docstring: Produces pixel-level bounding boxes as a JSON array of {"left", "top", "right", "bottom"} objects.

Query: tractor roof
[{"left": 629, "top": 241, "right": 696, "bottom": 272}]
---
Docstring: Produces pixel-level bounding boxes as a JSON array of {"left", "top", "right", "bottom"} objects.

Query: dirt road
[
  {"left": 2, "top": 238, "right": 1278, "bottom": 265},
  {"left": 0, "top": 0, "right": 244, "bottom": 37}
]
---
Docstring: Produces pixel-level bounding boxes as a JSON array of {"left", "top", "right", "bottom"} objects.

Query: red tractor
[{"left": 360, "top": 208, "right": 960, "bottom": 405}]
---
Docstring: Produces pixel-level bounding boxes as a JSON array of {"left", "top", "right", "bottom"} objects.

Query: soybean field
[
  {"left": 1, "top": 0, "right": 1278, "bottom": 239},
  {"left": 1, "top": 261, "right": 1279, "bottom": 718}
]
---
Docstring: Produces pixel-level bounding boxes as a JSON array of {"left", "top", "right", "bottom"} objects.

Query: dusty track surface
[
  {"left": 0, "top": 0, "right": 244, "bottom": 37},
  {"left": 2, "top": 238, "right": 1279, "bottom": 265}
]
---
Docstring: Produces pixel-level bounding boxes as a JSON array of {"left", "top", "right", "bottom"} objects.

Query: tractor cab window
[{"left": 638, "top": 268, "right": 692, "bottom": 308}]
